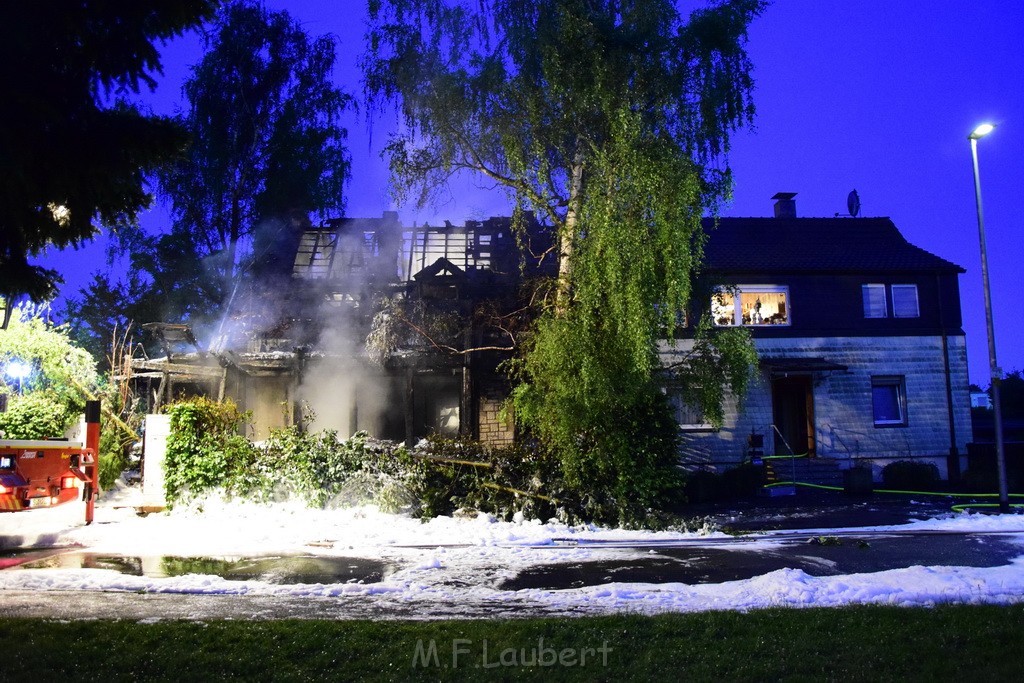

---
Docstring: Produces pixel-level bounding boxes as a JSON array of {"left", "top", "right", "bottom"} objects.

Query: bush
[
  {"left": 159, "top": 398, "right": 708, "bottom": 527},
  {"left": 962, "top": 467, "right": 1024, "bottom": 494},
  {"left": 411, "top": 437, "right": 566, "bottom": 521},
  {"left": 683, "top": 470, "right": 722, "bottom": 503},
  {"left": 164, "top": 398, "right": 257, "bottom": 506},
  {"left": 244, "top": 428, "right": 413, "bottom": 510},
  {"left": 881, "top": 460, "right": 940, "bottom": 491},
  {"left": 98, "top": 422, "right": 131, "bottom": 491},
  {"left": 163, "top": 398, "right": 417, "bottom": 510},
  {"left": 0, "top": 391, "right": 73, "bottom": 439},
  {"left": 721, "top": 463, "right": 766, "bottom": 498}
]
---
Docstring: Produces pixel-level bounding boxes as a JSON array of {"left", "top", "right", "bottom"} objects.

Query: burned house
[
  {"left": 135, "top": 194, "right": 972, "bottom": 482},
  {"left": 134, "top": 212, "right": 553, "bottom": 446}
]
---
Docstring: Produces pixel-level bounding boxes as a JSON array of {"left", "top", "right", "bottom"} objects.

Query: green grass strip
[{"left": 4, "top": 606, "right": 1024, "bottom": 681}]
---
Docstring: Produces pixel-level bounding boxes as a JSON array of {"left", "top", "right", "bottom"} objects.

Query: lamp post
[
  {"left": 7, "top": 361, "right": 30, "bottom": 395},
  {"left": 969, "top": 122, "right": 1009, "bottom": 512}
]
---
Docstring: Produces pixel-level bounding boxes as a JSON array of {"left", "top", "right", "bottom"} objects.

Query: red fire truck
[{"left": 0, "top": 400, "right": 101, "bottom": 523}]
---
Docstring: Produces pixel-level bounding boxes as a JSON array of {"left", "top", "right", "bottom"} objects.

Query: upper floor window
[
  {"left": 862, "top": 284, "right": 887, "bottom": 318},
  {"left": 862, "top": 283, "right": 920, "bottom": 319},
  {"left": 713, "top": 286, "right": 789, "bottom": 326},
  {"left": 892, "top": 285, "right": 920, "bottom": 318}
]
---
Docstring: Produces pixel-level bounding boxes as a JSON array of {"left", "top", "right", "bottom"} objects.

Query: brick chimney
[{"left": 772, "top": 192, "right": 797, "bottom": 218}]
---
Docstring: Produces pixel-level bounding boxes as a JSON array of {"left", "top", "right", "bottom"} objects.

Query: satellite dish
[{"left": 847, "top": 189, "right": 861, "bottom": 217}]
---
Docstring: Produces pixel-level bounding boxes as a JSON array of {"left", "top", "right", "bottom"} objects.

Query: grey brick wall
[{"left": 659, "top": 335, "right": 971, "bottom": 479}]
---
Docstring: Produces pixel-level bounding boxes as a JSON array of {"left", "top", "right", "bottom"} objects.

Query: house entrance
[{"left": 772, "top": 375, "right": 815, "bottom": 456}]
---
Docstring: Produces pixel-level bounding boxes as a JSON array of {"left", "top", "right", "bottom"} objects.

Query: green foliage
[
  {"left": 94, "top": 379, "right": 144, "bottom": 491},
  {"left": 365, "top": 0, "right": 764, "bottom": 524},
  {"left": 881, "top": 460, "right": 940, "bottom": 491},
  {"left": 163, "top": 399, "right": 414, "bottom": 510},
  {"left": 809, "top": 535, "right": 843, "bottom": 546},
  {"left": 164, "top": 398, "right": 257, "bottom": 506},
  {"left": 0, "top": 392, "right": 71, "bottom": 440},
  {"left": 511, "top": 333, "right": 685, "bottom": 525},
  {"left": 67, "top": 1, "right": 355, "bottom": 341},
  {"left": 98, "top": 424, "right": 131, "bottom": 492},
  {"left": 667, "top": 315, "right": 758, "bottom": 429},
  {"left": 242, "top": 429, "right": 414, "bottom": 510},
  {"left": 0, "top": 306, "right": 99, "bottom": 407},
  {"left": 141, "top": 0, "right": 353, "bottom": 322},
  {"left": 400, "top": 437, "right": 565, "bottom": 521},
  {"left": 61, "top": 273, "right": 157, "bottom": 367},
  {"left": 0, "top": 305, "right": 134, "bottom": 488},
  {"left": 365, "top": 0, "right": 763, "bottom": 213},
  {"left": 0, "top": 306, "right": 99, "bottom": 441},
  {"left": 0, "top": 1, "right": 218, "bottom": 304}
]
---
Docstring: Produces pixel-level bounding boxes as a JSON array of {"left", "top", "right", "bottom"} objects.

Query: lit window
[
  {"left": 862, "top": 284, "right": 887, "bottom": 318},
  {"left": 892, "top": 285, "right": 920, "bottom": 318},
  {"left": 872, "top": 376, "right": 907, "bottom": 427},
  {"left": 713, "top": 286, "right": 789, "bottom": 326},
  {"left": 712, "top": 291, "right": 736, "bottom": 326}
]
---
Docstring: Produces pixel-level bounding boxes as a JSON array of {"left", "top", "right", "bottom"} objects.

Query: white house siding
[{"left": 659, "top": 335, "right": 971, "bottom": 479}]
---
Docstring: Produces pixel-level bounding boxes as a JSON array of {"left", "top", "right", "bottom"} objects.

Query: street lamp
[
  {"left": 968, "top": 122, "right": 1009, "bottom": 512},
  {"left": 6, "top": 361, "right": 30, "bottom": 395}
]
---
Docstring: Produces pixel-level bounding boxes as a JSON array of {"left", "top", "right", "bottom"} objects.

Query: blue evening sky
[{"left": 43, "top": 1, "right": 1023, "bottom": 386}]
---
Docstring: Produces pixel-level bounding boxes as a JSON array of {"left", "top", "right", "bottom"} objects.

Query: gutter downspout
[{"left": 937, "top": 273, "right": 960, "bottom": 483}]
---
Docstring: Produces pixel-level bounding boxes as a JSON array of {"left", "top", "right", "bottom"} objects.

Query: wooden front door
[{"left": 772, "top": 375, "right": 815, "bottom": 456}]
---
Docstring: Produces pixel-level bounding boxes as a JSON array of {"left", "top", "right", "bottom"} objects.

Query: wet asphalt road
[
  {"left": 3, "top": 494, "right": 1023, "bottom": 620},
  {"left": 499, "top": 531, "right": 1024, "bottom": 590}
]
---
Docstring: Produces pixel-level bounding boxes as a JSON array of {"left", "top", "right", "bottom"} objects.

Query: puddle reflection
[{"left": 21, "top": 553, "right": 392, "bottom": 584}]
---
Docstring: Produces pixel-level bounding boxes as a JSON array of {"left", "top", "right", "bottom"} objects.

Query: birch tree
[{"left": 364, "top": 0, "right": 762, "bottom": 523}]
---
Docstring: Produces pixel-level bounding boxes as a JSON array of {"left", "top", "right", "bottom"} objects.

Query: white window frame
[
  {"left": 871, "top": 375, "right": 908, "bottom": 427},
  {"left": 891, "top": 284, "right": 920, "bottom": 318},
  {"left": 663, "top": 386, "right": 714, "bottom": 431},
  {"left": 862, "top": 284, "right": 887, "bottom": 319},
  {"left": 712, "top": 285, "right": 791, "bottom": 327}
]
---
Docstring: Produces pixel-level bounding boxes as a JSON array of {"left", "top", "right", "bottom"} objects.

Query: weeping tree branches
[{"left": 364, "top": 0, "right": 765, "bottom": 524}]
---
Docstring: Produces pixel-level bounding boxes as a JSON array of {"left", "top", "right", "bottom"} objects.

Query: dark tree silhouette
[
  {"left": 68, "top": 0, "right": 354, "bottom": 355},
  {"left": 154, "top": 0, "right": 353, "bottom": 311},
  {"left": 0, "top": 0, "right": 219, "bottom": 321}
]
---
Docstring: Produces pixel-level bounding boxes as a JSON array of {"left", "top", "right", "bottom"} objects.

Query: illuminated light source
[
  {"left": 47, "top": 202, "right": 71, "bottom": 227},
  {"left": 6, "top": 360, "right": 30, "bottom": 394},
  {"left": 0, "top": 484, "right": 10, "bottom": 495},
  {"left": 969, "top": 122, "right": 995, "bottom": 140},
  {"left": 61, "top": 476, "right": 77, "bottom": 489}
]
